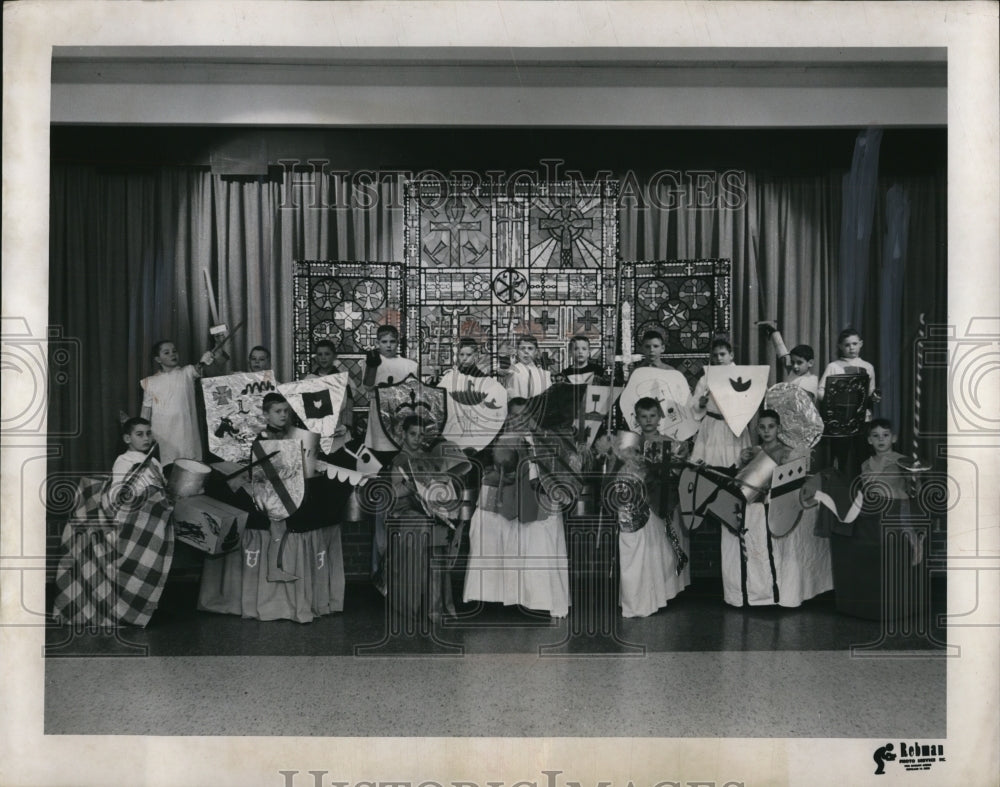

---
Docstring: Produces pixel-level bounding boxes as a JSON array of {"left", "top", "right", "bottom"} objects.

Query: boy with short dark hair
[
  {"left": 818, "top": 328, "right": 878, "bottom": 407},
  {"left": 632, "top": 330, "right": 675, "bottom": 371},
  {"left": 360, "top": 324, "right": 419, "bottom": 454},
  {"left": 560, "top": 334, "right": 605, "bottom": 383},
  {"left": 503, "top": 333, "right": 552, "bottom": 398},
  {"left": 112, "top": 417, "right": 167, "bottom": 500},
  {"left": 758, "top": 322, "right": 819, "bottom": 399},
  {"left": 455, "top": 337, "right": 486, "bottom": 377},
  {"left": 260, "top": 393, "right": 292, "bottom": 439}
]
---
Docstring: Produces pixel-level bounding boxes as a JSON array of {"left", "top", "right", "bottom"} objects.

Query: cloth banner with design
[
  {"left": 436, "top": 369, "right": 508, "bottom": 450},
  {"left": 202, "top": 371, "right": 277, "bottom": 462},
  {"left": 278, "top": 373, "right": 350, "bottom": 454},
  {"left": 706, "top": 365, "right": 770, "bottom": 437}
]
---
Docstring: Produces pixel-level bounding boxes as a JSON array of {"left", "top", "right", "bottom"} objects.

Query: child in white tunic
[
  {"left": 359, "top": 324, "right": 419, "bottom": 580},
  {"left": 611, "top": 399, "right": 691, "bottom": 618},
  {"left": 689, "top": 338, "right": 752, "bottom": 468},
  {"left": 140, "top": 340, "right": 215, "bottom": 467},
  {"left": 502, "top": 334, "right": 552, "bottom": 399}
]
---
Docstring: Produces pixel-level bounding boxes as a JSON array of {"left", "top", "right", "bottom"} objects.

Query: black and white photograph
[{"left": 2, "top": 2, "right": 997, "bottom": 786}]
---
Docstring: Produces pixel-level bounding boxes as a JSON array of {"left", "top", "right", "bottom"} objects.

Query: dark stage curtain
[
  {"left": 49, "top": 166, "right": 403, "bottom": 473},
  {"left": 49, "top": 162, "right": 945, "bottom": 477}
]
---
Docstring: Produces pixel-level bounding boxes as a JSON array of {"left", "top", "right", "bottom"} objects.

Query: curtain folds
[{"left": 49, "top": 163, "right": 945, "bottom": 474}]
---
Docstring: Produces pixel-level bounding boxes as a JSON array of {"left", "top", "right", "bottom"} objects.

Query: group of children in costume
[{"left": 88, "top": 314, "right": 918, "bottom": 627}]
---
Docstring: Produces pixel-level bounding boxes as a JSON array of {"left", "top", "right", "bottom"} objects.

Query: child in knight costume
[
  {"left": 758, "top": 321, "right": 819, "bottom": 400},
  {"left": 386, "top": 416, "right": 466, "bottom": 622},
  {"left": 723, "top": 409, "right": 833, "bottom": 608},
  {"left": 631, "top": 329, "right": 676, "bottom": 372},
  {"left": 818, "top": 328, "right": 881, "bottom": 477},
  {"left": 462, "top": 398, "right": 570, "bottom": 619},
  {"left": 689, "top": 338, "right": 753, "bottom": 468},
  {"left": 605, "top": 399, "right": 691, "bottom": 618}
]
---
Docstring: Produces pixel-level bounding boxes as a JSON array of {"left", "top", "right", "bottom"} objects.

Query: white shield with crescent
[
  {"left": 620, "top": 367, "right": 698, "bottom": 440},
  {"left": 706, "top": 365, "right": 771, "bottom": 436},
  {"left": 250, "top": 439, "right": 305, "bottom": 520},
  {"left": 437, "top": 370, "right": 508, "bottom": 450},
  {"left": 766, "top": 458, "right": 810, "bottom": 536}
]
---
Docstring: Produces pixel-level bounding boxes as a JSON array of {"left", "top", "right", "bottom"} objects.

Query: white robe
[
  {"left": 140, "top": 365, "right": 202, "bottom": 466},
  {"left": 689, "top": 373, "right": 751, "bottom": 468},
  {"left": 619, "top": 508, "right": 690, "bottom": 618},
  {"left": 463, "top": 492, "right": 570, "bottom": 618},
  {"left": 505, "top": 362, "right": 552, "bottom": 399},
  {"left": 720, "top": 503, "right": 832, "bottom": 607}
]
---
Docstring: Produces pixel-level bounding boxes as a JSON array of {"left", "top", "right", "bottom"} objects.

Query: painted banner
[
  {"left": 202, "top": 371, "right": 277, "bottom": 462},
  {"left": 620, "top": 367, "right": 698, "bottom": 440},
  {"left": 278, "top": 372, "right": 350, "bottom": 454},
  {"left": 436, "top": 369, "right": 508, "bottom": 450}
]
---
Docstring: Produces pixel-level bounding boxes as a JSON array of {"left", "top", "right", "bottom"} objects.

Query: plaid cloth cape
[{"left": 52, "top": 475, "right": 175, "bottom": 628}]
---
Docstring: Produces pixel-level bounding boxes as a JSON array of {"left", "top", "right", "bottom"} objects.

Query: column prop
[{"left": 899, "top": 313, "right": 930, "bottom": 474}]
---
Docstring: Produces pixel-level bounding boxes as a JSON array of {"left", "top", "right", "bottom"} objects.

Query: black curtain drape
[{"left": 49, "top": 161, "right": 946, "bottom": 476}]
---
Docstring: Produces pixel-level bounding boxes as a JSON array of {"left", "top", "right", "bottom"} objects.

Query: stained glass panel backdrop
[
  {"left": 621, "top": 259, "right": 732, "bottom": 389},
  {"left": 405, "top": 181, "right": 619, "bottom": 377},
  {"left": 292, "top": 261, "right": 405, "bottom": 409}
]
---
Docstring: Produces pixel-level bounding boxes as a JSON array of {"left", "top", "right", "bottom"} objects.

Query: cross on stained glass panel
[{"left": 405, "top": 180, "right": 619, "bottom": 378}]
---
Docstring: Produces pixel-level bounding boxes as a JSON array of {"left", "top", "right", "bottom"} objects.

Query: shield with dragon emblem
[{"left": 374, "top": 377, "right": 448, "bottom": 449}]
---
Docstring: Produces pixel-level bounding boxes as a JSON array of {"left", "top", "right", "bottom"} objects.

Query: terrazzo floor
[{"left": 44, "top": 577, "right": 947, "bottom": 737}]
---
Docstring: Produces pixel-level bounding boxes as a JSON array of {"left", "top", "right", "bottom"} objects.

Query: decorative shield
[
  {"left": 765, "top": 382, "right": 825, "bottom": 449},
  {"left": 374, "top": 377, "right": 447, "bottom": 449},
  {"left": 201, "top": 371, "right": 277, "bottom": 462},
  {"left": 278, "top": 373, "right": 350, "bottom": 454},
  {"left": 436, "top": 369, "right": 508, "bottom": 450},
  {"left": 250, "top": 440, "right": 305, "bottom": 521},
  {"left": 405, "top": 452, "right": 474, "bottom": 520},
  {"left": 703, "top": 478, "right": 747, "bottom": 536},
  {"left": 677, "top": 464, "right": 744, "bottom": 534},
  {"left": 619, "top": 367, "right": 698, "bottom": 440},
  {"left": 706, "top": 365, "right": 770, "bottom": 437},
  {"left": 580, "top": 383, "right": 622, "bottom": 446},
  {"left": 821, "top": 372, "right": 870, "bottom": 436},
  {"left": 766, "top": 458, "right": 810, "bottom": 536}
]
